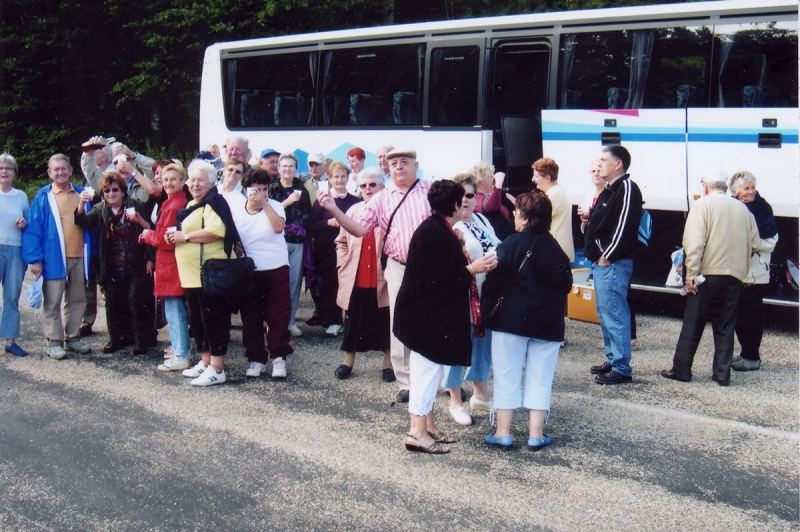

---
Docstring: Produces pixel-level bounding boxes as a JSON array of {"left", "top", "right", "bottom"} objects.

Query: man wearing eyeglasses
[
  {"left": 317, "top": 149, "right": 431, "bottom": 403},
  {"left": 303, "top": 152, "right": 329, "bottom": 199}
]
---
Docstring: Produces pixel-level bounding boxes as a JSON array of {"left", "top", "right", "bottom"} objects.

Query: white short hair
[
  {"left": 225, "top": 136, "right": 249, "bottom": 150},
  {"left": 187, "top": 159, "right": 217, "bottom": 184},
  {"left": 358, "top": 167, "right": 383, "bottom": 183}
]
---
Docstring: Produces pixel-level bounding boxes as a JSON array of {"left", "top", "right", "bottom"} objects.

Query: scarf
[
  {"left": 438, "top": 213, "right": 484, "bottom": 337},
  {"left": 741, "top": 192, "right": 777, "bottom": 240},
  {"left": 174, "top": 186, "right": 240, "bottom": 257}
]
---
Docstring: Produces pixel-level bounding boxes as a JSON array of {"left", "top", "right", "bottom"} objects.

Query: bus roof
[{"left": 209, "top": 0, "right": 797, "bottom": 54}]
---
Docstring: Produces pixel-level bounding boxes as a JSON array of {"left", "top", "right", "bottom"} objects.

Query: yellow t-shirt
[{"left": 174, "top": 203, "right": 227, "bottom": 288}]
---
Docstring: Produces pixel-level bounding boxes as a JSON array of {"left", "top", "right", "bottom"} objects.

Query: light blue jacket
[{"left": 22, "top": 184, "right": 92, "bottom": 281}]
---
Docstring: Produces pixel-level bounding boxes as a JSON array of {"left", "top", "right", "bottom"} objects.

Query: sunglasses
[
  {"left": 103, "top": 187, "right": 121, "bottom": 194},
  {"left": 359, "top": 182, "right": 379, "bottom": 189},
  {"left": 464, "top": 193, "right": 476, "bottom": 199}
]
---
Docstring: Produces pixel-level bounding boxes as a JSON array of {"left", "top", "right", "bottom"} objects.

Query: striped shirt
[{"left": 358, "top": 180, "right": 431, "bottom": 264}]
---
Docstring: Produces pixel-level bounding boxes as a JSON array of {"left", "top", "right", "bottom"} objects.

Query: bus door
[{"left": 488, "top": 41, "right": 551, "bottom": 192}]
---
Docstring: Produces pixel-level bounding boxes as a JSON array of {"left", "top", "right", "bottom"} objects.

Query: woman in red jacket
[{"left": 139, "top": 164, "right": 191, "bottom": 371}]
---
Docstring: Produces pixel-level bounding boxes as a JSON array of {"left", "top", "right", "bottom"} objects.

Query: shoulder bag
[
  {"left": 379, "top": 178, "right": 420, "bottom": 270},
  {"left": 197, "top": 205, "right": 255, "bottom": 298},
  {"left": 485, "top": 235, "right": 539, "bottom": 327}
]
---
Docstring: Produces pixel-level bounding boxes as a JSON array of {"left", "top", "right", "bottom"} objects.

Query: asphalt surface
[{"left": 1, "top": 272, "right": 798, "bottom": 531}]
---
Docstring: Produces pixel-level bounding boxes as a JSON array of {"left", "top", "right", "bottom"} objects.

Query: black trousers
[
  {"left": 314, "top": 252, "right": 342, "bottom": 326},
  {"left": 104, "top": 274, "right": 155, "bottom": 345},
  {"left": 734, "top": 283, "right": 767, "bottom": 361},
  {"left": 671, "top": 275, "right": 742, "bottom": 381},
  {"left": 185, "top": 287, "right": 231, "bottom": 357}
]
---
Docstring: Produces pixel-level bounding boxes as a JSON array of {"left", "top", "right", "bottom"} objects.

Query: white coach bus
[{"left": 200, "top": 0, "right": 798, "bottom": 305}]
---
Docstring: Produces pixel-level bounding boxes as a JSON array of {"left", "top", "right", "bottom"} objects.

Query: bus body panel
[
  {"left": 541, "top": 109, "right": 688, "bottom": 212},
  {"left": 686, "top": 108, "right": 798, "bottom": 218}
]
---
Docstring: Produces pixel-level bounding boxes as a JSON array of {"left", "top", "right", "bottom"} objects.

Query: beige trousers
[
  {"left": 42, "top": 258, "right": 87, "bottom": 344},
  {"left": 384, "top": 258, "right": 411, "bottom": 391}
]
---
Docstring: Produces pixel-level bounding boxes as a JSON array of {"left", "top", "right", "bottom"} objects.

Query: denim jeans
[
  {"left": 593, "top": 259, "right": 633, "bottom": 376},
  {"left": 286, "top": 242, "right": 304, "bottom": 327},
  {"left": 0, "top": 244, "right": 25, "bottom": 339},
  {"left": 442, "top": 327, "right": 492, "bottom": 388},
  {"left": 163, "top": 296, "right": 190, "bottom": 359}
]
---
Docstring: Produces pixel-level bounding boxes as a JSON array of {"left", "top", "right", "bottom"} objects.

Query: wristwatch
[{"left": 184, "top": 233, "right": 191, "bottom": 243}]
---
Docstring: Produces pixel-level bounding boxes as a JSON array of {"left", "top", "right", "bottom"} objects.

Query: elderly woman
[
  {"left": 532, "top": 158, "right": 575, "bottom": 262},
  {"left": 139, "top": 164, "right": 191, "bottom": 371},
  {"left": 75, "top": 172, "right": 153, "bottom": 353},
  {"left": 268, "top": 153, "right": 312, "bottom": 337},
  {"left": 729, "top": 171, "right": 778, "bottom": 372},
  {"left": 0, "top": 154, "right": 29, "bottom": 356},
  {"left": 234, "top": 168, "right": 293, "bottom": 379},
  {"left": 394, "top": 180, "right": 498, "bottom": 454},
  {"left": 169, "top": 160, "right": 239, "bottom": 387},
  {"left": 442, "top": 173, "right": 501, "bottom": 425},
  {"left": 481, "top": 191, "right": 572, "bottom": 451},
  {"left": 472, "top": 162, "right": 512, "bottom": 240},
  {"left": 346, "top": 148, "right": 366, "bottom": 196},
  {"left": 308, "top": 161, "right": 360, "bottom": 337},
  {"left": 333, "top": 168, "right": 393, "bottom": 380}
]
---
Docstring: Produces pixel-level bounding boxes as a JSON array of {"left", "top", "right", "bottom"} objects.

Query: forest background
[{"left": 1, "top": 0, "right": 685, "bottom": 192}]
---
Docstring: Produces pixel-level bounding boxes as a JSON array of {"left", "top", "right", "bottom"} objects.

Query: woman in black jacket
[
  {"left": 394, "top": 180, "right": 497, "bottom": 454},
  {"left": 481, "top": 191, "right": 572, "bottom": 452}
]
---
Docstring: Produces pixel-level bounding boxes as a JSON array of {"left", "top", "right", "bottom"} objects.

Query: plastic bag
[
  {"left": 26, "top": 276, "right": 43, "bottom": 309},
  {"left": 665, "top": 248, "right": 685, "bottom": 288}
]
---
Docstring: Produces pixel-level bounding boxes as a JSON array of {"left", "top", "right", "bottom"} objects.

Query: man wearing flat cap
[
  {"left": 304, "top": 152, "right": 330, "bottom": 198},
  {"left": 317, "top": 149, "right": 431, "bottom": 403}
]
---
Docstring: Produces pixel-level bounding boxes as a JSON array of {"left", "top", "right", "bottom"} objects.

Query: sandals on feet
[
  {"left": 428, "top": 431, "right": 457, "bottom": 444},
  {"left": 405, "top": 435, "right": 450, "bottom": 454}
]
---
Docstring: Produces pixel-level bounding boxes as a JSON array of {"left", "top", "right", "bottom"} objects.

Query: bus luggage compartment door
[
  {"left": 686, "top": 108, "right": 798, "bottom": 218},
  {"left": 541, "top": 109, "right": 687, "bottom": 212}
]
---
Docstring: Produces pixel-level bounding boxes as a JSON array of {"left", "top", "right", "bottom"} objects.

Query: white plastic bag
[
  {"left": 665, "top": 248, "right": 685, "bottom": 288},
  {"left": 26, "top": 276, "right": 43, "bottom": 309}
]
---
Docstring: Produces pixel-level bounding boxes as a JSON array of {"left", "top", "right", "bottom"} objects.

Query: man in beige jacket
[{"left": 661, "top": 176, "right": 759, "bottom": 386}]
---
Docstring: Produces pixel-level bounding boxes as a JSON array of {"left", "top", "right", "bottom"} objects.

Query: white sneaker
[
  {"left": 65, "top": 339, "right": 91, "bottom": 354},
  {"left": 449, "top": 405, "right": 473, "bottom": 426},
  {"left": 46, "top": 345, "right": 67, "bottom": 360},
  {"left": 325, "top": 324, "right": 342, "bottom": 337},
  {"left": 158, "top": 357, "right": 190, "bottom": 372},
  {"left": 190, "top": 366, "right": 226, "bottom": 387},
  {"left": 182, "top": 360, "right": 207, "bottom": 378},
  {"left": 246, "top": 361, "right": 267, "bottom": 378},
  {"left": 469, "top": 396, "right": 493, "bottom": 412},
  {"left": 272, "top": 357, "right": 287, "bottom": 379},
  {"left": 288, "top": 324, "right": 302, "bottom": 337}
]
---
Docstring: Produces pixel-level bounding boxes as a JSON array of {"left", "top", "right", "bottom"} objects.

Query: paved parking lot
[{"left": 1, "top": 274, "right": 797, "bottom": 531}]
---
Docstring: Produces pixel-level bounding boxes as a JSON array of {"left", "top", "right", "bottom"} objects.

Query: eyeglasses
[
  {"left": 226, "top": 169, "right": 243, "bottom": 175},
  {"left": 103, "top": 187, "right": 121, "bottom": 194},
  {"left": 359, "top": 182, "right": 378, "bottom": 190},
  {"left": 464, "top": 193, "right": 476, "bottom": 199},
  {"left": 0, "top": 167, "right": 14, "bottom": 173}
]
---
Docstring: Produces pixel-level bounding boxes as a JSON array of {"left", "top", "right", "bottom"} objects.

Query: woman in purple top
[{"left": 308, "top": 161, "right": 360, "bottom": 337}]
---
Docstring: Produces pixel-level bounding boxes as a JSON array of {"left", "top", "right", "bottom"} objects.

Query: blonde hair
[{"left": 471, "top": 162, "right": 495, "bottom": 184}]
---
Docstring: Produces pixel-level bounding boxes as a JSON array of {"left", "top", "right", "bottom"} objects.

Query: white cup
[
  {"left": 318, "top": 181, "right": 329, "bottom": 193},
  {"left": 125, "top": 207, "right": 135, "bottom": 217},
  {"left": 166, "top": 226, "right": 177, "bottom": 234},
  {"left": 84, "top": 187, "right": 94, "bottom": 197}
]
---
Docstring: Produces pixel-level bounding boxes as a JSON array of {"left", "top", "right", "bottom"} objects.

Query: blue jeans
[
  {"left": 286, "top": 242, "right": 304, "bottom": 327},
  {"left": 593, "top": 259, "right": 633, "bottom": 376},
  {"left": 0, "top": 245, "right": 25, "bottom": 339},
  {"left": 164, "top": 296, "right": 190, "bottom": 359},
  {"left": 442, "top": 327, "right": 492, "bottom": 388}
]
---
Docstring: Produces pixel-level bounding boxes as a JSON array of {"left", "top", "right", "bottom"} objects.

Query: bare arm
[{"left": 316, "top": 190, "right": 367, "bottom": 237}]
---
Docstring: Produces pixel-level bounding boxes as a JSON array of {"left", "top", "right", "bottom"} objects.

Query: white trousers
[
  {"left": 384, "top": 258, "right": 411, "bottom": 390},
  {"left": 408, "top": 350, "right": 442, "bottom": 417},
  {"left": 491, "top": 331, "right": 560, "bottom": 411}
]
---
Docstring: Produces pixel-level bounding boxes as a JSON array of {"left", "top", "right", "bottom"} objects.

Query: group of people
[{"left": 0, "top": 136, "right": 778, "bottom": 454}]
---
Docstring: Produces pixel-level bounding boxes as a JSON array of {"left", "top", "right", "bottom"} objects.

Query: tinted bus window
[
  {"left": 559, "top": 28, "right": 712, "bottom": 109},
  {"left": 713, "top": 22, "right": 798, "bottom": 108},
  {"left": 223, "top": 52, "right": 317, "bottom": 129},
  {"left": 321, "top": 44, "right": 425, "bottom": 127},
  {"left": 428, "top": 46, "right": 480, "bottom": 127}
]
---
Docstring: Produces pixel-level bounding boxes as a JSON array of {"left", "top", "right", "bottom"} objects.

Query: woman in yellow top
[{"left": 167, "top": 160, "right": 236, "bottom": 387}]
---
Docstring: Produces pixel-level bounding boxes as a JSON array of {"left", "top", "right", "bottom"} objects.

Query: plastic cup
[
  {"left": 166, "top": 226, "right": 177, "bottom": 234},
  {"left": 318, "top": 181, "right": 329, "bottom": 193},
  {"left": 84, "top": 187, "right": 94, "bottom": 197},
  {"left": 125, "top": 207, "right": 135, "bottom": 217}
]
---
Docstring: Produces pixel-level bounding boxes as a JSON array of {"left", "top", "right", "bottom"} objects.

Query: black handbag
[
  {"left": 485, "top": 235, "right": 539, "bottom": 327},
  {"left": 197, "top": 214, "right": 255, "bottom": 299}
]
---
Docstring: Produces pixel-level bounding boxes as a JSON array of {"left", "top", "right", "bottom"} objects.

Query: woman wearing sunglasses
[
  {"left": 308, "top": 161, "right": 361, "bottom": 337},
  {"left": 75, "top": 172, "right": 153, "bottom": 353}
]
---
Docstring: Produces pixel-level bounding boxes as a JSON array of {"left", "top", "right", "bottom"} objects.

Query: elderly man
[
  {"left": 318, "top": 149, "right": 430, "bottom": 403},
  {"left": 661, "top": 176, "right": 760, "bottom": 386},
  {"left": 225, "top": 136, "right": 252, "bottom": 164},
  {"left": 22, "top": 155, "right": 92, "bottom": 359},
  {"left": 376, "top": 145, "right": 394, "bottom": 182},
  {"left": 258, "top": 148, "right": 280, "bottom": 181},
  {"left": 303, "top": 153, "right": 329, "bottom": 198},
  {"left": 584, "top": 145, "right": 643, "bottom": 385}
]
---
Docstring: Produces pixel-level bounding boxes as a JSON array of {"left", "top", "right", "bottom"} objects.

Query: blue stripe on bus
[
  {"left": 542, "top": 132, "right": 685, "bottom": 142},
  {"left": 689, "top": 133, "right": 799, "bottom": 143}
]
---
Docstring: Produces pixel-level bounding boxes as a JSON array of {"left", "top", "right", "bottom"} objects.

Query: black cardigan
[
  {"left": 393, "top": 215, "right": 473, "bottom": 366},
  {"left": 481, "top": 228, "right": 572, "bottom": 342}
]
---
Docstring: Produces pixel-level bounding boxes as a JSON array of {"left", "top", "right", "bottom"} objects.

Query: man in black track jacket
[{"left": 584, "top": 145, "right": 643, "bottom": 385}]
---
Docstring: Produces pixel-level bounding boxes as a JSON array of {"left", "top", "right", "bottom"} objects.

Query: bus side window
[{"left": 428, "top": 46, "right": 479, "bottom": 127}]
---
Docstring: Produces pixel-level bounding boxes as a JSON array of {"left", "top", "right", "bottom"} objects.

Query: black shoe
[
  {"left": 103, "top": 340, "right": 131, "bottom": 353},
  {"left": 595, "top": 370, "right": 632, "bottom": 385},
  {"left": 396, "top": 389, "right": 410, "bottom": 403},
  {"left": 334, "top": 364, "right": 352, "bottom": 379},
  {"left": 590, "top": 362, "right": 613, "bottom": 375},
  {"left": 660, "top": 369, "right": 690, "bottom": 382},
  {"left": 79, "top": 325, "right": 93, "bottom": 337},
  {"left": 381, "top": 368, "right": 396, "bottom": 383},
  {"left": 711, "top": 375, "right": 730, "bottom": 387},
  {"left": 132, "top": 344, "right": 151, "bottom": 355},
  {"left": 306, "top": 315, "right": 325, "bottom": 326}
]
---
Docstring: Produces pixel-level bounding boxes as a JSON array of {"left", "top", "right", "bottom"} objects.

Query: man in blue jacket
[
  {"left": 583, "top": 146, "right": 643, "bottom": 384},
  {"left": 22, "top": 154, "right": 92, "bottom": 359}
]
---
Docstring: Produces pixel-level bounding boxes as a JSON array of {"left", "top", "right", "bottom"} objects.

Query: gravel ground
[{"left": 1, "top": 272, "right": 797, "bottom": 531}]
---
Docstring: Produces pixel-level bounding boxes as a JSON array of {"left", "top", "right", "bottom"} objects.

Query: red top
[
  {"left": 143, "top": 194, "right": 189, "bottom": 297},
  {"left": 355, "top": 230, "right": 378, "bottom": 289}
]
